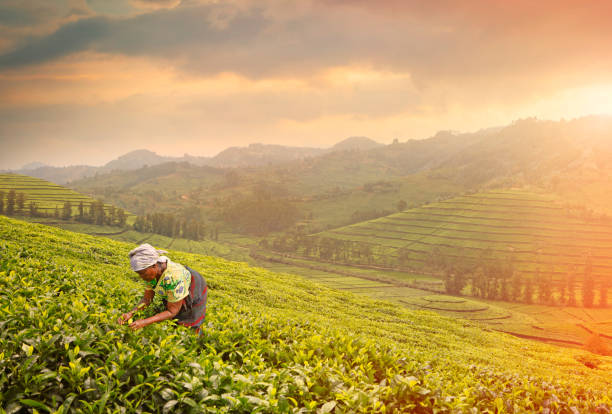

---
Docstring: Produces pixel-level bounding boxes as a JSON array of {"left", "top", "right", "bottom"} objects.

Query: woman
[{"left": 118, "top": 243, "right": 208, "bottom": 334}]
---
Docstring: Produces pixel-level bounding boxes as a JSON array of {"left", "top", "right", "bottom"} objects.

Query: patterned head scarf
[{"left": 128, "top": 243, "right": 168, "bottom": 271}]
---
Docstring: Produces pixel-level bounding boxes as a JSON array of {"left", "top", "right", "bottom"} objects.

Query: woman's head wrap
[{"left": 128, "top": 243, "right": 168, "bottom": 271}]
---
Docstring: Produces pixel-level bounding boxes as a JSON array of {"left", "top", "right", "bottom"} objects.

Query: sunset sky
[{"left": 1, "top": 0, "right": 612, "bottom": 169}]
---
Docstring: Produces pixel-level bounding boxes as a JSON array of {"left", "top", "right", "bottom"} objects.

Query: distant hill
[
  {"left": 330, "top": 136, "right": 384, "bottom": 152},
  {"left": 102, "top": 149, "right": 176, "bottom": 171},
  {"left": 14, "top": 150, "right": 212, "bottom": 184},
  {"left": 67, "top": 115, "right": 612, "bottom": 231},
  {"left": 16, "top": 165, "right": 100, "bottom": 185},
  {"left": 14, "top": 136, "right": 382, "bottom": 184},
  {"left": 208, "top": 143, "right": 325, "bottom": 168},
  {"left": 20, "top": 161, "right": 48, "bottom": 170}
]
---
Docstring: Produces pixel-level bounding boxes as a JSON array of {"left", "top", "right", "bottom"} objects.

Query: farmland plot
[
  {"left": 308, "top": 189, "right": 612, "bottom": 279},
  {"left": 0, "top": 174, "right": 127, "bottom": 218}
]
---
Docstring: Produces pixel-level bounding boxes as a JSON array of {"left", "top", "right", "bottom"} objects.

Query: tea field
[
  {"left": 1, "top": 215, "right": 612, "bottom": 412},
  {"left": 0, "top": 174, "right": 127, "bottom": 218},
  {"left": 309, "top": 189, "right": 612, "bottom": 279},
  {"left": 251, "top": 250, "right": 612, "bottom": 348}
]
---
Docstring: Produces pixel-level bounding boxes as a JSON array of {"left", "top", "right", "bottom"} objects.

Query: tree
[
  {"left": 558, "top": 277, "right": 568, "bottom": 306},
  {"left": 444, "top": 264, "right": 468, "bottom": 295},
  {"left": 117, "top": 208, "right": 127, "bottom": 227},
  {"left": 583, "top": 256, "right": 595, "bottom": 308},
  {"left": 510, "top": 273, "right": 523, "bottom": 302},
  {"left": 108, "top": 205, "right": 116, "bottom": 226},
  {"left": 84, "top": 206, "right": 93, "bottom": 224},
  {"left": 537, "top": 269, "right": 552, "bottom": 304},
  {"left": 62, "top": 201, "right": 72, "bottom": 220},
  {"left": 397, "top": 247, "right": 411, "bottom": 268},
  {"left": 6, "top": 190, "right": 16, "bottom": 215},
  {"left": 0, "top": 191, "right": 4, "bottom": 214},
  {"left": 133, "top": 215, "right": 146, "bottom": 232},
  {"left": 471, "top": 267, "right": 486, "bottom": 298},
  {"left": 484, "top": 260, "right": 502, "bottom": 300},
  {"left": 16, "top": 192, "right": 26, "bottom": 212},
  {"left": 319, "top": 237, "right": 335, "bottom": 260},
  {"left": 77, "top": 201, "right": 84, "bottom": 222},
  {"left": 222, "top": 196, "right": 299, "bottom": 236},
  {"left": 28, "top": 201, "right": 38, "bottom": 217},
  {"left": 567, "top": 270, "right": 577, "bottom": 307},
  {"left": 358, "top": 242, "right": 373, "bottom": 265},
  {"left": 437, "top": 251, "right": 470, "bottom": 295},
  {"left": 397, "top": 199, "right": 407, "bottom": 212},
  {"left": 599, "top": 281, "right": 608, "bottom": 308},
  {"left": 92, "top": 200, "right": 106, "bottom": 225},
  {"left": 499, "top": 260, "right": 513, "bottom": 302},
  {"left": 524, "top": 277, "right": 533, "bottom": 304}
]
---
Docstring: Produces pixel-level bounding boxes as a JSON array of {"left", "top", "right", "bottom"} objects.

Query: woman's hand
[
  {"left": 129, "top": 319, "right": 147, "bottom": 331},
  {"left": 118, "top": 311, "right": 134, "bottom": 325}
]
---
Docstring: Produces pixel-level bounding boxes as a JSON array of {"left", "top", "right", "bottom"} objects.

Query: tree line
[
  {"left": 430, "top": 249, "right": 607, "bottom": 308},
  {"left": 264, "top": 232, "right": 608, "bottom": 308},
  {"left": 132, "top": 213, "right": 217, "bottom": 241},
  {"left": 0, "top": 190, "right": 127, "bottom": 227},
  {"left": 221, "top": 195, "right": 299, "bottom": 236}
]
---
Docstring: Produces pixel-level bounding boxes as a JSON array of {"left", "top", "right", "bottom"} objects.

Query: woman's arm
[
  {"left": 129, "top": 298, "right": 184, "bottom": 331},
  {"left": 118, "top": 289, "right": 155, "bottom": 325}
]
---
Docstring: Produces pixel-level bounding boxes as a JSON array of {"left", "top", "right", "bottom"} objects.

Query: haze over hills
[
  {"left": 9, "top": 115, "right": 612, "bottom": 233},
  {"left": 62, "top": 116, "right": 612, "bottom": 236},
  {"left": 8, "top": 136, "right": 384, "bottom": 185}
]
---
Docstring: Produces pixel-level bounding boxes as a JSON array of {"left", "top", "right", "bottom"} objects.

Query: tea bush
[{"left": 0, "top": 216, "right": 610, "bottom": 413}]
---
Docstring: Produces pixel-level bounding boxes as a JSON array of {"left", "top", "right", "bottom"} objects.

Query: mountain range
[
  {"left": 9, "top": 115, "right": 612, "bottom": 226},
  {"left": 9, "top": 136, "right": 384, "bottom": 184}
]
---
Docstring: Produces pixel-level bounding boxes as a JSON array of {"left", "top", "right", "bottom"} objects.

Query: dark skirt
[{"left": 174, "top": 266, "right": 208, "bottom": 332}]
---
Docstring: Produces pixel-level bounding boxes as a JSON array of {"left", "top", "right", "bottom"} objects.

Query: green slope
[
  {"left": 310, "top": 189, "right": 612, "bottom": 279},
  {"left": 0, "top": 173, "right": 130, "bottom": 219},
  {"left": 1, "top": 216, "right": 610, "bottom": 412}
]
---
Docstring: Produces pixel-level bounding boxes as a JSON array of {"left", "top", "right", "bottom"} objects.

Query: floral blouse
[{"left": 146, "top": 258, "right": 191, "bottom": 303}]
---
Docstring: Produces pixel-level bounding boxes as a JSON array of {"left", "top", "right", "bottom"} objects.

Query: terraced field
[
  {"left": 313, "top": 189, "right": 612, "bottom": 279},
  {"left": 0, "top": 173, "right": 129, "bottom": 218}
]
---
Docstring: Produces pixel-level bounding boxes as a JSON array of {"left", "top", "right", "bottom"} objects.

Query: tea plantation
[
  {"left": 310, "top": 189, "right": 612, "bottom": 278},
  {"left": 0, "top": 174, "right": 107, "bottom": 216},
  {"left": 1, "top": 216, "right": 611, "bottom": 413}
]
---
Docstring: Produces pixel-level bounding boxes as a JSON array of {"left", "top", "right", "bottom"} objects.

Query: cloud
[
  {"left": 3, "top": 0, "right": 612, "bottom": 171},
  {"left": 0, "top": 17, "right": 110, "bottom": 69},
  {"left": 1, "top": 0, "right": 610, "bottom": 89}
]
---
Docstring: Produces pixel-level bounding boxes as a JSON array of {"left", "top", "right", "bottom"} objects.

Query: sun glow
[{"left": 526, "top": 84, "right": 612, "bottom": 121}]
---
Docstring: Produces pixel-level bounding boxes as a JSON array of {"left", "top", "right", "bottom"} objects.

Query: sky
[{"left": 1, "top": 0, "right": 612, "bottom": 169}]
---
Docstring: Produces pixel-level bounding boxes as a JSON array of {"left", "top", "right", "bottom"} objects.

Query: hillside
[
  {"left": 0, "top": 173, "right": 129, "bottom": 219},
  {"left": 1, "top": 216, "right": 611, "bottom": 412},
  {"left": 13, "top": 137, "right": 382, "bottom": 185},
  {"left": 207, "top": 143, "right": 325, "bottom": 168},
  {"left": 330, "top": 136, "right": 384, "bottom": 152},
  {"left": 306, "top": 189, "right": 612, "bottom": 280},
  {"left": 65, "top": 116, "right": 612, "bottom": 234},
  {"left": 67, "top": 132, "right": 483, "bottom": 230}
]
